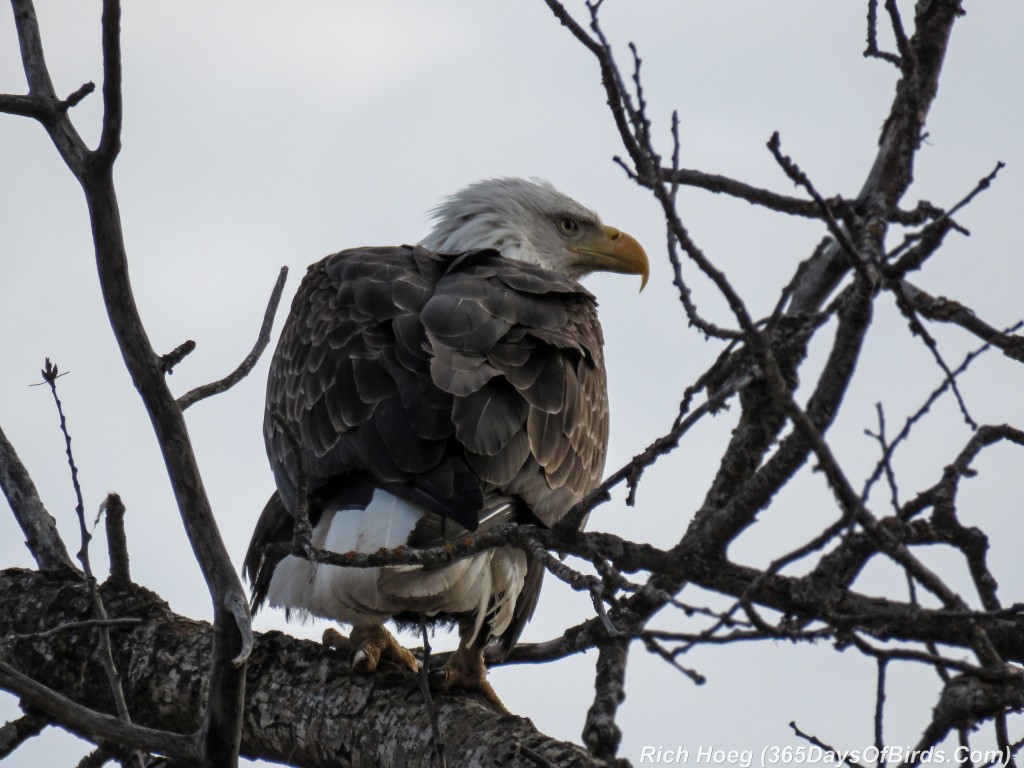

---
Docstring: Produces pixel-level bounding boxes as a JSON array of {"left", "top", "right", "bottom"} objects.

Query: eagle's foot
[
  {"left": 429, "top": 644, "right": 510, "bottom": 715},
  {"left": 322, "top": 625, "right": 419, "bottom": 675}
]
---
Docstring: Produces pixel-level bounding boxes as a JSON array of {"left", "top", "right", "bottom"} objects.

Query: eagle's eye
[{"left": 557, "top": 216, "right": 581, "bottom": 237}]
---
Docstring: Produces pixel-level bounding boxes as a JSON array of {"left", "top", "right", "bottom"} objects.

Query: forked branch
[{"left": 1, "top": 0, "right": 251, "bottom": 763}]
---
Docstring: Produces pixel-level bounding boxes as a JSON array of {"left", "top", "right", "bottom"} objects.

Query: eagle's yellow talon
[
  {"left": 326, "top": 625, "right": 418, "bottom": 675},
  {"left": 430, "top": 645, "right": 510, "bottom": 715}
]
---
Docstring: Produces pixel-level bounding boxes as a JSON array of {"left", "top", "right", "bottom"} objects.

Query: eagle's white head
[{"left": 419, "top": 177, "right": 649, "bottom": 289}]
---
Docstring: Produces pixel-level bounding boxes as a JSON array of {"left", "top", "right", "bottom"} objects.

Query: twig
[
  {"left": 890, "top": 285, "right": 978, "bottom": 428},
  {"left": 658, "top": 116, "right": 740, "bottom": 340},
  {"left": 6, "top": 617, "right": 142, "bottom": 641},
  {"left": 40, "top": 360, "right": 144, "bottom": 767},
  {"left": 905, "top": 573, "right": 960, "bottom": 693},
  {"left": 887, "top": 162, "right": 1004, "bottom": 277},
  {"left": 664, "top": 166, "right": 827, "bottom": 218},
  {"left": 40, "top": 360, "right": 91, "bottom": 571},
  {"left": 791, "top": 721, "right": 864, "bottom": 768},
  {"left": 884, "top": 0, "right": 915, "bottom": 75},
  {"left": 177, "top": 266, "right": 288, "bottom": 410},
  {"left": 847, "top": 633, "right": 1005, "bottom": 679},
  {"left": 639, "top": 635, "right": 705, "bottom": 685},
  {"left": 60, "top": 81, "right": 95, "bottom": 111},
  {"left": 862, "top": 403, "right": 901, "bottom": 512},
  {"left": 417, "top": 615, "right": 447, "bottom": 768},
  {"left": 160, "top": 340, "right": 196, "bottom": 375},
  {"left": 263, "top": 524, "right": 520, "bottom": 573},
  {"left": 993, "top": 716, "right": 1017, "bottom": 768},
  {"left": 96, "top": 0, "right": 123, "bottom": 166},
  {"left": 864, "top": 0, "right": 901, "bottom": 66},
  {"left": 766, "top": 132, "right": 870, "bottom": 282},
  {"left": 874, "top": 658, "right": 887, "bottom": 757},
  {"left": 891, "top": 281, "right": 1024, "bottom": 364},
  {"left": 861, "top": 325, "right": 1021, "bottom": 512}
]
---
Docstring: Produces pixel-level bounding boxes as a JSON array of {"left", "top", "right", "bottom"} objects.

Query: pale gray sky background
[{"left": 2, "top": 2, "right": 1022, "bottom": 766}]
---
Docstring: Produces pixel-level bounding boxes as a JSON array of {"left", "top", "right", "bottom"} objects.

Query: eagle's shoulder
[{"left": 420, "top": 251, "right": 608, "bottom": 526}]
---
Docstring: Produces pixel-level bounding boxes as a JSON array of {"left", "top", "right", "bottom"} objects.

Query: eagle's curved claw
[
  {"left": 429, "top": 645, "right": 510, "bottom": 715},
  {"left": 323, "top": 625, "right": 419, "bottom": 675}
]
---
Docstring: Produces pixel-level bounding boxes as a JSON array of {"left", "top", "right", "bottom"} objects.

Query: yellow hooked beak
[{"left": 569, "top": 225, "right": 650, "bottom": 291}]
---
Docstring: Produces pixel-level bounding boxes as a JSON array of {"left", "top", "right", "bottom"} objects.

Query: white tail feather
[{"left": 267, "top": 489, "right": 528, "bottom": 638}]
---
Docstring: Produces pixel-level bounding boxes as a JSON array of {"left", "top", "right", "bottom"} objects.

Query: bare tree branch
[
  {"left": 101, "top": 493, "right": 131, "bottom": 586},
  {"left": 3, "top": 0, "right": 89, "bottom": 167},
  {"left": 0, "top": 712, "right": 48, "bottom": 759},
  {"left": 891, "top": 281, "right": 1024, "bottom": 363},
  {"left": 159, "top": 339, "right": 196, "bottom": 375},
  {"left": 581, "top": 639, "right": 628, "bottom": 761},
  {"left": 864, "top": 0, "right": 902, "bottom": 67},
  {"left": 177, "top": 266, "right": 289, "bottom": 410},
  {"left": 3, "top": 1, "right": 251, "bottom": 763},
  {"left": 0, "top": 658, "right": 199, "bottom": 761},
  {"left": 659, "top": 166, "right": 945, "bottom": 226},
  {"left": 0, "top": 422, "right": 73, "bottom": 571}
]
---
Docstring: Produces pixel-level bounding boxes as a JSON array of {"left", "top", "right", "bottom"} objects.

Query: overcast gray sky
[{"left": 2, "top": 2, "right": 1023, "bottom": 766}]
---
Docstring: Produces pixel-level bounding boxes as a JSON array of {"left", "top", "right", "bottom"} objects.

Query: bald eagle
[{"left": 244, "top": 178, "right": 648, "bottom": 708}]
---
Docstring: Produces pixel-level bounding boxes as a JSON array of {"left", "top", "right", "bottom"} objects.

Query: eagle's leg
[
  {"left": 430, "top": 641, "right": 510, "bottom": 715},
  {"left": 322, "top": 625, "right": 419, "bottom": 674}
]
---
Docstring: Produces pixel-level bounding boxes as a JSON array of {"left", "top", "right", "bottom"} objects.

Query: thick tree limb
[{"left": 0, "top": 568, "right": 614, "bottom": 768}]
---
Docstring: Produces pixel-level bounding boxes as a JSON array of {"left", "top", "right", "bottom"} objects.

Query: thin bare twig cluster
[{"left": 523, "top": 0, "right": 1024, "bottom": 764}]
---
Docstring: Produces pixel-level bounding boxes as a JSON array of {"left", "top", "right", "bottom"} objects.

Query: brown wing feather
[{"left": 423, "top": 251, "right": 608, "bottom": 527}]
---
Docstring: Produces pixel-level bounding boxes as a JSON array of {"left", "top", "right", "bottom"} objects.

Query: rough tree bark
[{"left": 1, "top": 568, "right": 606, "bottom": 767}]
